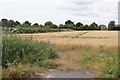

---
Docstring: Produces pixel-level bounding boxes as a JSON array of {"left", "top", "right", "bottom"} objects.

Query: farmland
[
  {"left": 1, "top": 0, "right": 119, "bottom": 79},
  {"left": 18, "top": 31, "right": 119, "bottom": 78},
  {"left": 19, "top": 31, "right": 118, "bottom": 47}
]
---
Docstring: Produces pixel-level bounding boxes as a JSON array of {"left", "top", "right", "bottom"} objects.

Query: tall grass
[
  {"left": 2, "top": 34, "right": 59, "bottom": 68},
  {"left": 79, "top": 47, "right": 119, "bottom": 78},
  {"left": 2, "top": 34, "right": 59, "bottom": 78}
]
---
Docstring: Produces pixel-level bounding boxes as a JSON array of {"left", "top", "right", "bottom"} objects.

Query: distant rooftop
[{"left": 115, "top": 24, "right": 120, "bottom": 27}]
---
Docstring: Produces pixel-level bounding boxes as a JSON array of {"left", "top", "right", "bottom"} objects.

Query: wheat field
[{"left": 18, "top": 31, "right": 118, "bottom": 47}]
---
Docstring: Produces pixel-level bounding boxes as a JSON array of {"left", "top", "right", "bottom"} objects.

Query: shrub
[
  {"left": 2, "top": 34, "right": 59, "bottom": 68},
  {"left": 103, "top": 53, "right": 119, "bottom": 78},
  {"left": 2, "top": 64, "right": 34, "bottom": 79}
]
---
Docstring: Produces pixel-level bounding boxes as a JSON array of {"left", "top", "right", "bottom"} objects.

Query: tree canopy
[
  {"left": 1, "top": 18, "right": 119, "bottom": 30},
  {"left": 22, "top": 21, "right": 31, "bottom": 27},
  {"left": 108, "top": 21, "right": 115, "bottom": 30}
]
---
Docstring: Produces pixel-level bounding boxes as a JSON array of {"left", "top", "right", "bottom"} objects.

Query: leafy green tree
[
  {"left": 75, "top": 22, "right": 84, "bottom": 30},
  {"left": 65, "top": 20, "right": 74, "bottom": 25},
  {"left": 64, "top": 24, "right": 75, "bottom": 29},
  {"left": 59, "top": 24, "right": 64, "bottom": 29},
  {"left": 7, "top": 20, "right": 15, "bottom": 27},
  {"left": 76, "top": 22, "right": 83, "bottom": 27},
  {"left": 44, "top": 21, "right": 57, "bottom": 28},
  {"left": 39, "top": 24, "right": 43, "bottom": 27},
  {"left": 108, "top": 21, "right": 115, "bottom": 30},
  {"left": 44, "top": 21, "right": 53, "bottom": 26},
  {"left": 0, "top": 21, "right": 1, "bottom": 26},
  {"left": 83, "top": 25, "right": 89, "bottom": 30},
  {"left": 1, "top": 19, "right": 8, "bottom": 27},
  {"left": 15, "top": 21, "right": 21, "bottom": 27},
  {"left": 32, "top": 23, "right": 39, "bottom": 27},
  {"left": 22, "top": 21, "right": 31, "bottom": 27},
  {"left": 89, "top": 22, "right": 98, "bottom": 30},
  {"left": 64, "top": 20, "right": 75, "bottom": 29},
  {"left": 93, "top": 22, "right": 98, "bottom": 27},
  {"left": 80, "top": 25, "right": 84, "bottom": 30},
  {"left": 52, "top": 24, "right": 58, "bottom": 28}
]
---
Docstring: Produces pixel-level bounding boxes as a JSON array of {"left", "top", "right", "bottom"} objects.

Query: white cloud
[
  {"left": 0, "top": 0, "right": 119, "bottom": 25},
  {"left": 54, "top": 0, "right": 119, "bottom": 25}
]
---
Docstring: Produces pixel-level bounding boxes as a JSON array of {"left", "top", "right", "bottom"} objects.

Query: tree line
[{"left": 0, "top": 18, "right": 119, "bottom": 30}]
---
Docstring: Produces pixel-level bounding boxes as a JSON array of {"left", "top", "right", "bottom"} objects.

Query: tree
[
  {"left": 65, "top": 20, "right": 74, "bottom": 25},
  {"left": 64, "top": 20, "right": 75, "bottom": 29},
  {"left": 89, "top": 22, "right": 98, "bottom": 30},
  {"left": 15, "top": 21, "right": 21, "bottom": 26},
  {"left": 1, "top": 19, "right": 8, "bottom": 27},
  {"left": 0, "top": 21, "right": 1, "bottom": 26},
  {"left": 32, "top": 23, "right": 39, "bottom": 27},
  {"left": 44, "top": 21, "right": 57, "bottom": 28},
  {"left": 59, "top": 24, "right": 64, "bottom": 29},
  {"left": 75, "top": 22, "right": 84, "bottom": 30},
  {"left": 7, "top": 20, "right": 15, "bottom": 27},
  {"left": 52, "top": 24, "right": 58, "bottom": 28},
  {"left": 39, "top": 24, "right": 43, "bottom": 27},
  {"left": 82, "top": 25, "right": 89, "bottom": 30},
  {"left": 93, "top": 22, "right": 98, "bottom": 27},
  {"left": 76, "top": 22, "right": 83, "bottom": 27},
  {"left": 22, "top": 21, "right": 31, "bottom": 27},
  {"left": 44, "top": 21, "right": 53, "bottom": 26},
  {"left": 108, "top": 21, "right": 115, "bottom": 30}
]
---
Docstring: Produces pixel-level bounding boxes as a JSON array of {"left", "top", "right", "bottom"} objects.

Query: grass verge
[{"left": 2, "top": 34, "right": 59, "bottom": 79}]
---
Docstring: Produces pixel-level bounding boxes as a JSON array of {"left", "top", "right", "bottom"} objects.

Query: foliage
[
  {"left": 32, "top": 23, "right": 39, "bottom": 27},
  {"left": 2, "top": 64, "right": 34, "bottom": 79},
  {"left": 1, "top": 18, "right": 120, "bottom": 33},
  {"left": 15, "top": 21, "right": 21, "bottom": 26},
  {"left": 102, "top": 53, "right": 119, "bottom": 78},
  {"left": 13, "top": 27, "right": 64, "bottom": 33},
  {"left": 1, "top": 19, "right": 8, "bottom": 27},
  {"left": 59, "top": 24, "right": 64, "bottom": 29},
  {"left": 7, "top": 20, "right": 15, "bottom": 27},
  {"left": 64, "top": 20, "right": 75, "bottom": 29},
  {"left": 80, "top": 49, "right": 119, "bottom": 78},
  {"left": 22, "top": 21, "right": 31, "bottom": 27},
  {"left": 2, "top": 34, "right": 59, "bottom": 68},
  {"left": 108, "top": 21, "right": 115, "bottom": 30},
  {"left": 75, "top": 22, "right": 84, "bottom": 30},
  {"left": 44, "top": 21, "right": 58, "bottom": 28},
  {"left": 89, "top": 22, "right": 98, "bottom": 30},
  {"left": 65, "top": 20, "right": 74, "bottom": 25}
]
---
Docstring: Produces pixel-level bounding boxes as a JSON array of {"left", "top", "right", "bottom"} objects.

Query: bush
[
  {"left": 2, "top": 64, "right": 34, "bottom": 79},
  {"left": 80, "top": 51, "right": 119, "bottom": 78},
  {"left": 12, "top": 27, "right": 64, "bottom": 33},
  {"left": 103, "top": 53, "right": 119, "bottom": 78},
  {"left": 2, "top": 34, "right": 59, "bottom": 68}
]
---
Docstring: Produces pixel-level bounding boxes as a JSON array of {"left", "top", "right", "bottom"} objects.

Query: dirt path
[
  {"left": 43, "top": 69, "right": 93, "bottom": 78},
  {"left": 31, "top": 69, "right": 93, "bottom": 78}
]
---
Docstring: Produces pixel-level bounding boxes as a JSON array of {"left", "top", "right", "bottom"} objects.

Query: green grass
[
  {"left": 2, "top": 64, "right": 34, "bottom": 79},
  {"left": 79, "top": 49, "right": 119, "bottom": 78},
  {"left": 2, "top": 34, "right": 59, "bottom": 78},
  {"left": 102, "top": 53, "right": 119, "bottom": 78}
]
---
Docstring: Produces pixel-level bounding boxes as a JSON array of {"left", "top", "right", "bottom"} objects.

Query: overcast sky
[{"left": 0, "top": 0, "right": 119, "bottom": 25}]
